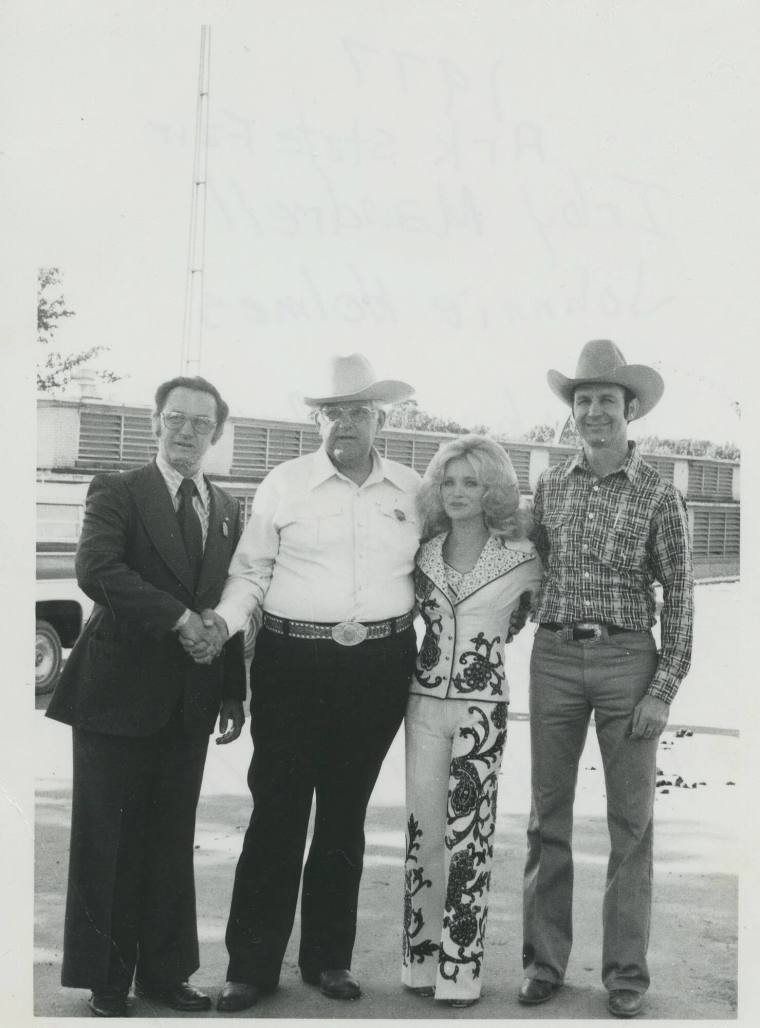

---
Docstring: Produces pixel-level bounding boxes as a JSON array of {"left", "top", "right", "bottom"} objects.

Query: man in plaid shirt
[{"left": 518, "top": 340, "right": 694, "bottom": 1020}]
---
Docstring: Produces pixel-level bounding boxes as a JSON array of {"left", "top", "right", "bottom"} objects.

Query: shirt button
[
  {"left": 593, "top": 485, "right": 599, "bottom": 492},
  {"left": 582, "top": 544, "right": 589, "bottom": 551},
  {"left": 588, "top": 513, "right": 594, "bottom": 520},
  {"left": 583, "top": 571, "right": 590, "bottom": 578},
  {"left": 584, "top": 600, "right": 591, "bottom": 606}
]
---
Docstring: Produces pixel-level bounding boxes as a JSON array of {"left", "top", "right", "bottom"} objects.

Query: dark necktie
[{"left": 177, "top": 478, "right": 203, "bottom": 589}]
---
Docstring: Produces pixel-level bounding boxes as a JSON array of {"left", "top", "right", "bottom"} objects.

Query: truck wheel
[{"left": 36, "top": 619, "right": 63, "bottom": 695}]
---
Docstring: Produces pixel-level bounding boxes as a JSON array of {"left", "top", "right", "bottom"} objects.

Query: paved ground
[{"left": 31, "top": 582, "right": 745, "bottom": 1020}]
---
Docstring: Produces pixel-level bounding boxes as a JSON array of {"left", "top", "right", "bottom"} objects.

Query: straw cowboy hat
[
  {"left": 303, "top": 353, "right": 415, "bottom": 406},
  {"left": 547, "top": 339, "right": 664, "bottom": 419}
]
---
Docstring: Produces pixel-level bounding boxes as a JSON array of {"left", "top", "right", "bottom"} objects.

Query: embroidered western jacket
[{"left": 412, "top": 533, "right": 542, "bottom": 701}]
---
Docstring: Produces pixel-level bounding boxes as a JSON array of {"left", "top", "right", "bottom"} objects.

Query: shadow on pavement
[{"left": 35, "top": 788, "right": 737, "bottom": 1020}]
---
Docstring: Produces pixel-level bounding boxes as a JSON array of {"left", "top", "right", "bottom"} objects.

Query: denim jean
[{"left": 522, "top": 626, "right": 659, "bottom": 994}]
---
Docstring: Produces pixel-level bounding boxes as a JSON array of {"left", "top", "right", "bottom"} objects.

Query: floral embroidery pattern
[
  {"left": 402, "top": 814, "right": 438, "bottom": 967},
  {"left": 437, "top": 705, "right": 507, "bottom": 983},
  {"left": 451, "top": 632, "right": 503, "bottom": 695},
  {"left": 414, "top": 568, "right": 445, "bottom": 689}
]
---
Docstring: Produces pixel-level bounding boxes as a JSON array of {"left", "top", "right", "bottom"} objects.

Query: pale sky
[{"left": 10, "top": 0, "right": 757, "bottom": 444}]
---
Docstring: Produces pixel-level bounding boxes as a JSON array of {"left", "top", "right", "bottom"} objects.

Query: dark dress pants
[
  {"left": 61, "top": 709, "right": 208, "bottom": 993},
  {"left": 225, "top": 626, "right": 415, "bottom": 988}
]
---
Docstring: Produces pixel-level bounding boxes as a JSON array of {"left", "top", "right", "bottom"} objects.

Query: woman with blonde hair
[{"left": 401, "top": 435, "right": 542, "bottom": 1008}]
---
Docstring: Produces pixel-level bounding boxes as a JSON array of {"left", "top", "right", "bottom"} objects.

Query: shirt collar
[
  {"left": 565, "top": 441, "right": 641, "bottom": 483},
  {"left": 308, "top": 446, "right": 414, "bottom": 492},
  {"left": 156, "top": 453, "right": 209, "bottom": 508}
]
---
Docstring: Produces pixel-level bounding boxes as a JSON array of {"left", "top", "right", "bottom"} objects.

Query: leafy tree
[
  {"left": 635, "top": 435, "right": 739, "bottom": 460},
  {"left": 385, "top": 399, "right": 487, "bottom": 435},
  {"left": 521, "top": 423, "right": 556, "bottom": 443},
  {"left": 521, "top": 420, "right": 739, "bottom": 460},
  {"left": 37, "top": 267, "right": 121, "bottom": 392}
]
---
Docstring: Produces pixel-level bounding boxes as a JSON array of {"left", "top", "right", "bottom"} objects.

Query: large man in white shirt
[{"left": 211, "top": 354, "right": 421, "bottom": 1012}]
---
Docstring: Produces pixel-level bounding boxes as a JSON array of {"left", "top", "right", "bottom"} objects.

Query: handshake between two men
[{"left": 178, "top": 609, "right": 230, "bottom": 665}]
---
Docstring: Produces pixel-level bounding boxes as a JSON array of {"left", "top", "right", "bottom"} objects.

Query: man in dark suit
[{"left": 46, "top": 375, "right": 246, "bottom": 1018}]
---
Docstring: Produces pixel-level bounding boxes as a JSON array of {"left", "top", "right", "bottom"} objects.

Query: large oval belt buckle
[{"left": 331, "top": 620, "right": 368, "bottom": 646}]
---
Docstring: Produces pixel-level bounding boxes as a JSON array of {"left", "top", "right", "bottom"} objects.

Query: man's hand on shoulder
[
  {"left": 631, "top": 694, "right": 669, "bottom": 739},
  {"left": 506, "top": 591, "right": 534, "bottom": 644}
]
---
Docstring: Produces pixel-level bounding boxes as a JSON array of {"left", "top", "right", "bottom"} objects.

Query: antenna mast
[{"left": 181, "top": 25, "right": 211, "bottom": 375}]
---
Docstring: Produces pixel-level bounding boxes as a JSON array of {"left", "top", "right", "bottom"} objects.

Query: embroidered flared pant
[{"left": 402, "top": 694, "right": 507, "bottom": 1000}]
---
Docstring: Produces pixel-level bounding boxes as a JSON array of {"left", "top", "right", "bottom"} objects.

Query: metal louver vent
[
  {"left": 691, "top": 508, "right": 740, "bottom": 557},
  {"left": 504, "top": 445, "right": 531, "bottom": 493}
]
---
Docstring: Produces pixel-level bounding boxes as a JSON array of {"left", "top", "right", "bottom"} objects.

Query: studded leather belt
[
  {"left": 540, "top": 621, "right": 633, "bottom": 642},
  {"left": 262, "top": 611, "right": 414, "bottom": 646}
]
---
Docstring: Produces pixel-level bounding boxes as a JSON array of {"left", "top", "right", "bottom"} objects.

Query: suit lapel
[
  {"left": 196, "top": 483, "right": 232, "bottom": 599},
  {"left": 416, "top": 534, "right": 448, "bottom": 595},
  {"left": 129, "top": 462, "right": 195, "bottom": 595}
]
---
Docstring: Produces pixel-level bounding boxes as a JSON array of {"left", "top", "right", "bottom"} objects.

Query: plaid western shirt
[{"left": 533, "top": 443, "right": 694, "bottom": 704}]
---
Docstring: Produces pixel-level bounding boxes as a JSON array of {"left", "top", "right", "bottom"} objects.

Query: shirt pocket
[
  {"left": 371, "top": 500, "right": 420, "bottom": 556},
  {"left": 599, "top": 506, "right": 651, "bottom": 571},
  {"left": 541, "top": 506, "right": 574, "bottom": 559},
  {"left": 280, "top": 501, "right": 346, "bottom": 553}
]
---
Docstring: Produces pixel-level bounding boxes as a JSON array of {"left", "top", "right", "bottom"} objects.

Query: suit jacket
[
  {"left": 46, "top": 460, "right": 246, "bottom": 738},
  {"left": 412, "top": 533, "right": 542, "bottom": 702}
]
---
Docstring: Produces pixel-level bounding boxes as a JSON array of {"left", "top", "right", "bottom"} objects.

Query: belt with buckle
[
  {"left": 540, "top": 621, "right": 629, "bottom": 642},
  {"left": 262, "top": 611, "right": 414, "bottom": 646}
]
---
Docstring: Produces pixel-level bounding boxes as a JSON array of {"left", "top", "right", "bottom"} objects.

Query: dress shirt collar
[
  {"left": 155, "top": 453, "right": 210, "bottom": 509},
  {"left": 307, "top": 446, "right": 415, "bottom": 492},
  {"left": 565, "top": 441, "right": 642, "bottom": 483}
]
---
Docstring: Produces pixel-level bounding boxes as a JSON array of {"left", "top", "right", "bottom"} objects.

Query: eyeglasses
[
  {"left": 317, "top": 405, "right": 377, "bottom": 424},
  {"left": 161, "top": 411, "right": 217, "bottom": 435}
]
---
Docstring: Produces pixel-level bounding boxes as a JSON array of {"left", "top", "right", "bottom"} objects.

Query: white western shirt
[{"left": 216, "top": 446, "right": 421, "bottom": 635}]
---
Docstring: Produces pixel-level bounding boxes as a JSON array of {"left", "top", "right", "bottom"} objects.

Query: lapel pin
[{"left": 222, "top": 519, "right": 229, "bottom": 537}]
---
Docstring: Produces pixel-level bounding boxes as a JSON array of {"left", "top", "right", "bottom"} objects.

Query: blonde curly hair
[{"left": 417, "top": 434, "right": 533, "bottom": 542}]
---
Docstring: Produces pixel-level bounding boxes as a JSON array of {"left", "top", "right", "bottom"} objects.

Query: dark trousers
[
  {"left": 61, "top": 712, "right": 208, "bottom": 993},
  {"left": 225, "top": 626, "right": 415, "bottom": 988}
]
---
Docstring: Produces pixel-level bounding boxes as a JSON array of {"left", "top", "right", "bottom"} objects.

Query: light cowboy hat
[
  {"left": 547, "top": 339, "right": 664, "bottom": 419},
  {"left": 303, "top": 353, "right": 415, "bottom": 406}
]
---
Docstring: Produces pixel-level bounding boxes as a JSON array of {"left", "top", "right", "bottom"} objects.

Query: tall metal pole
[{"left": 181, "top": 26, "right": 211, "bottom": 375}]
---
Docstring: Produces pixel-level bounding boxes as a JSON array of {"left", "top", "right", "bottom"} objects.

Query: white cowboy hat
[
  {"left": 547, "top": 339, "right": 664, "bottom": 419},
  {"left": 303, "top": 353, "right": 415, "bottom": 406}
]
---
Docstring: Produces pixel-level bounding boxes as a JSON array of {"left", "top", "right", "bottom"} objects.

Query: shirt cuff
[
  {"left": 647, "top": 668, "right": 683, "bottom": 705},
  {"left": 215, "top": 600, "right": 244, "bottom": 637},
  {"left": 173, "top": 609, "right": 191, "bottom": 631}
]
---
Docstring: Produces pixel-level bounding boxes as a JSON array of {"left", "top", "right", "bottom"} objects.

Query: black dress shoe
[
  {"left": 216, "top": 981, "right": 263, "bottom": 1012},
  {"left": 608, "top": 989, "right": 643, "bottom": 1018},
  {"left": 88, "top": 991, "right": 128, "bottom": 1017},
  {"left": 135, "top": 979, "right": 211, "bottom": 1011},
  {"left": 517, "top": 978, "right": 560, "bottom": 1005},
  {"left": 301, "top": 968, "right": 361, "bottom": 999}
]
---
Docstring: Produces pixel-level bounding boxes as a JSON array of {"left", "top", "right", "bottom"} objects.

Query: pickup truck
[
  {"left": 35, "top": 550, "right": 256, "bottom": 695},
  {"left": 35, "top": 551, "right": 93, "bottom": 695}
]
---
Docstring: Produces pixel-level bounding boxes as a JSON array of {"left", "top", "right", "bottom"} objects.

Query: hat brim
[
  {"left": 303, "top": 379, "right": 415, "bottom": 406},
  {"left": 547, "top": 365, "right": 664, "bottom": 419}
]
